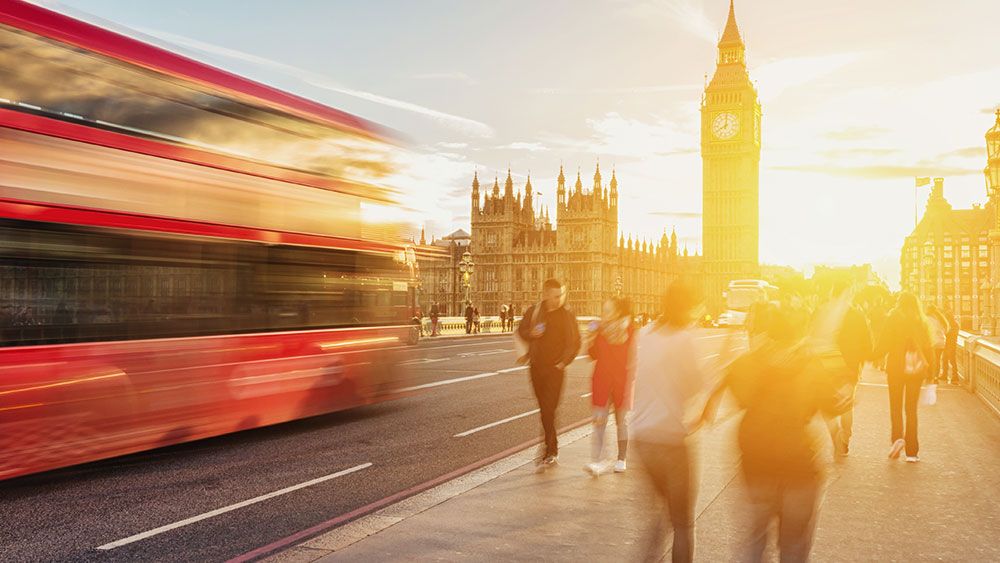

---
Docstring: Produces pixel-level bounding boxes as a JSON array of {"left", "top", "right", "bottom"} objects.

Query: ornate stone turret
[
  {"left": 574, "top": 170, "right": 583, "bottom": 195},
  {"left": 557, "top": 165, "right": 566, "bottom": 208},
  {"left": 609, "top": 168, "right": 618, "bottom": 208},
  {"left": 504, "top": 168, "right": 514, "bottom": 200},
  {"left": 593, "top": 162, "right": 602, "bottom": 198},
  {"left": 471, "top": 170, "right": 480, "bottom": 214}
]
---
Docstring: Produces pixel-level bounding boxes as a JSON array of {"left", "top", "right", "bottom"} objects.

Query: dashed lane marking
[
  {"left": 96, "top": 463, "right": 371, "bottom": 550},
  {"left": 394, "top": 372, "right": 500, "bottom": 393},
  {"left": 454, "top": 409, "right": 541, "bottom": 437}
]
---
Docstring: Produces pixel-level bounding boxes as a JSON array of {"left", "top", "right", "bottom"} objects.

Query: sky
[{"left": 40, "top": 0, "right": 1000, "bottom": 288}]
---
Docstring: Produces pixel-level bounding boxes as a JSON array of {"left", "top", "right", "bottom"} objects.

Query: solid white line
[
  {"left": 395, "top": 372, "right": 500, "bottom": 393},
  {"left": 475, "top": 349, "right": 512, "bottom": 356},
  {"left": 96, "top": 463, "right": 372, "bottom": 550},
  {"left": 398, "top": 358, "right": 449, "bottom": 366},
  {"left": 496, "top": 366, "right": 528, "bottom": 373},
  {"left": 454, "top": 409, "right": 540, "bottom": 437},
  {"left": 581, "top": 392, "right": 593, "bottom": 398}
]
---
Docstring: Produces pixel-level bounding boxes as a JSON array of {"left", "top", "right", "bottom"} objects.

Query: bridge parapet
[{"left": 958, "top": 332, "right": 1000, "bottom": 418}]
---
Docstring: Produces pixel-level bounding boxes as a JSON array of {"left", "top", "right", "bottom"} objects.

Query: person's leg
[
  {"left": 839, "top": 382, "right": 857, "bottom": 451},
  {"left": 935, "top": 348, "right": 945, "bottom": 383},
  {"left": 739, "top": 470, "right": 774, "bottom": 563},
  {"left": 903, "top": 376, "right": 921, "bottom": 457},
  {"left": 614, "top": 407, "right": 629, "bottom": 461},
  {"left": 591, "top": 405, "right": 609, "bottom": 463},
  {"left": 533, "top": 366, "right": 564, "bottom": 458},
  {"left": 777, "top": 476, "right": 821, "bottom": 563},
  {"left": 887, "top": 376, "right": 904, "bottom": 444},
  {"left": 529, "top": 367, "right": 552, "bottom": 459},
  {"left": 662, "top": 442, "right": 694, "bottom": 563},
  {"left": 635, "top": 441, "right": 693, "bottom": 563}
]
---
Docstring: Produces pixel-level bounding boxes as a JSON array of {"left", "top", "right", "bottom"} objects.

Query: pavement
[{"left": 266, "top": 365, "right": 1000, "bottom": 563}]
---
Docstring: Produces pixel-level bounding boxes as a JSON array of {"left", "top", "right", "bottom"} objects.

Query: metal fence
[
  {"left": 957, "top": 331, "right": 1000, "bottom": 418},
  {"left": 419, "top": 316, "right": 598, "bottom": 338}
]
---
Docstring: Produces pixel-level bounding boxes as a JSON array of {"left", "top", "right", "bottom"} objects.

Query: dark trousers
[
  {"left": 741, "top": 471, "right": 820, "bottom": 563},
  {"left": 530, "top": 364, "right": 565, "bottom": 457},
  {"left": 888, "top": 374, "right": 921, "bottom": 456},
  {"left": 932, "top": 347, "right": 945, "bottom": 382},
  {"left": 943, "top": 345, "right": 958, "bottom": 381},
  {"left": 634, "top": 440, "right": 694, "bottom": 563}
]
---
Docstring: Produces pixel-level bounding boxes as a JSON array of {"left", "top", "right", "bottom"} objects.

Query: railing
[
  {"left": 957, "top": 331, "right": 1000, "bottom": 418},
  {"left": 419, "top": 316, "right": 598, "bottom": 338}
]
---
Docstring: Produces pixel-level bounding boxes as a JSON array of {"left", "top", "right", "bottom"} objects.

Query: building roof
[{"left": 719, "top": 0, "right": 744, "bottom": 47}]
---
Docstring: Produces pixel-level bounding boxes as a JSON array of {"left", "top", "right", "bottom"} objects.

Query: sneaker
[
  {"left": 585, "top": 461, "right": 611, "bottom": 476},
  {"left": 905, "top": 456, "right": 920, "bottom": 463},
  {"left": 889, "top": 439, "right": 905, "bottom": 459},
  {"left": 614, "top": 459, "right": 627, "bottom": 473},
  {"left": 543, "top": 455, "right": 558, "bottom": 466}
]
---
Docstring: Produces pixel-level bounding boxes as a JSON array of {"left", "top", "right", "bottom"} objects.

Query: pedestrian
[
  {"left": 465, "top": 302, "right": 474, "bottom": 334},
  {"left": 517, "top": 279, "right": 581, "bottom": 468},
  {"left": 943, "top": 308, "right": 959, "bottom": 384},
  {"left": 500, "top": 304, "right": 508, "bottom": 332},
  {"left": 429, "top": 302, "right": 440, "bottom": 336},
  {"left": 708, "top": 301, "right": 851, "bottom": 563},
  {"left": 926, "top": 305, "right": 948, "bottom": 383},
  {"left": 630, "top": 280, "right": 710, "bottom": 563},
  {"left": 873, "top": 291, "right": 935, "bottom": 462},
  {"left": 585, "top": 297, "right": 636, "bottom": 476},
  {"left": 509, "top": 302, "right": 515, "bottom": 331},
  {"left": 473, "top": 307, "right": 481, "bottom": 333}
]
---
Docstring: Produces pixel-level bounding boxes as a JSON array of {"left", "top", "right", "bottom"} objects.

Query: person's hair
[
  {"left": 758, "top": 302, "right": 808, "bottom": 343},
  {"left": 605, "top": 297, "right": 632, "bottom": 321},
  {"left": 657, "top": 280, "right": 700, "bottom": 328},
  {"left": 543, "top": 278, "right": 563, "bottom": 291},
  {"left": 896, "top": 291, "right": 923, "bottom": 319}
]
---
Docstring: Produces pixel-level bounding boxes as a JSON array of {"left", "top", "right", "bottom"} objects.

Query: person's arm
[
  {"left": 559, "top": 310, "right": 581, "bottom": 368},
  {"left": 517, "top": 305, "right": 535, "bottom": 340}
]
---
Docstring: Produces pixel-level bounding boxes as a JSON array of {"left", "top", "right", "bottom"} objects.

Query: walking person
[
  {"left": 926, "top": 305, "right": 948, "bottom": 383},
  {"left": 630, "top": 281, "right": 710, "bottom": 563},
  {"left": 429, "top": 302, "right": 440, "bottom": 337},
  {"left": 943, "top": 308, "right": 960, "bottom": 384},
  {"left": 708, "top": 302, "right": 851, "bottom": 563},
  {"left": 585, "top": 297, "right": 636, "bottom": 476},
  {"left": 517, "top": 279, "right": 581, "bottom": 468},
  {"left": 473, "top": 307, "right": 481, "bottom": 334},
  {"left": 873, "top": 291, "right": 935, "bottom": 462}
]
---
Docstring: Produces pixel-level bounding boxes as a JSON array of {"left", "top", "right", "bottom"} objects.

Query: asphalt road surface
[{"left": 0, "top": 329, "right": 733, "bottom": 562}]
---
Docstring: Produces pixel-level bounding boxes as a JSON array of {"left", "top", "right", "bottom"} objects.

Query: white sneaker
[
  {"left": 905, "top": 456, "right": 920, "bottom": 463},
  {"left": 584, "top": 461, "right": 604, "bottom": 476},
  {"left": 614, "top": 459, "right": 627, "bottom": 473},
  {"left": 889, "top": 439, "right": 905, "bottom": 459}
]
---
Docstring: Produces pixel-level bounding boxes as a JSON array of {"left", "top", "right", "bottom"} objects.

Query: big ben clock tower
[{"left": 701, "top": 0, "right": 761, "bottom": 315}]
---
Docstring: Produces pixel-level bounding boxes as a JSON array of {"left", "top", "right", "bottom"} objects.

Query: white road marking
[
  {"left": 475, "top": 349, "right": 512, "bottom": 356},
  {"left": 395, "top": 372, "right": 500, "bottom": 393},
  {"left": 496, "top": 366, "right": 527, "bottom": 373},
  {"left": 581, "top": 392, "right": 593, "bottom": 398},
  {"left": 96, "top": 463, "right": 371, "bottom": 550},
  {"left": 398, "top": 358, "right": 449, "bottom": 366},
  {"left": 454, "top": 409, "right": 540, "bottom": 437},
  {"left": 416, "top": 340, "right": 509, "bottom": 352}
]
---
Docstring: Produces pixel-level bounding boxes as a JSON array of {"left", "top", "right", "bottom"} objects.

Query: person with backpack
[
  {"left": 585, "top": 297, "right": 636, "bottom": 476},
  {"left": 517, "top": 279, "right": 581, "bottom": 468},
  {"left": 873, "top": 292, "right": 935, "bottom": 462}
]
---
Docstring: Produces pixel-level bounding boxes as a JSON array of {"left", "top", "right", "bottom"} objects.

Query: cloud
[
  {"left": 650, "top": 211, "right": 702, "bottom": 218},
  {"left": 821, "top": 126, "right": 888, "bottom": 141},
  {"left": 770, "top": 164, "right": 981, "bottom": 179},
  {"left": 625, "top": 0, "right": 717, "bottom": 44},
  {"left": 437, "top": 142, "right": 469, "bottom": 149},
  {"left": 413, "top": 72, "right": 478, "bottom": 85},
  {"left": 531, "top": 84, "right": 701, "bottom": 95},
  {"left": 497, "top": 142, "right": 550, "bottom": 152},
  {"left": 752, "top": 53, "right": 864, "bottom": 102},
  {"left": 936, "top": 147, "right": 986, "bottom": 160},
  {"left": 582, "top": 112, "right": 698, "bottom": 157},
  {"left": 132, "top": 28, "right": 494, "bottom": 138},
  {"left": 821, "top": 148, "right": 900, "bottom": 159}
]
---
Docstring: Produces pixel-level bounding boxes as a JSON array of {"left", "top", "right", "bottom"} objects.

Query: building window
[{"left": 961, "top": 246, "right": 971, "bottom": 259}]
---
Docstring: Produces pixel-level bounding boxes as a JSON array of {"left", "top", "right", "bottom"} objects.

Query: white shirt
[{"left": 629, "top": 323, "right": 709, "bottom": 444}]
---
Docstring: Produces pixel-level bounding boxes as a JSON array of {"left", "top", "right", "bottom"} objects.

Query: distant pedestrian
[
  {"left": 473, "top": 307, "right": 481, "bottom": 333},
  {"left": 518, "top": 279, "right": 581, "bottom": 468},
  {"left": 465, "top": 303, "right": 474, "bottom": 334},
  {"left": 873, "top": 291, "right": 935, "bottom": 462},
  {"left": 926, "top": 305, "right": 948, "bottom": 383},
  {"left": 429, "top": 302, "right": 440, "bottom": 336},
  {"left": 712, "top": 301, "right": 851, "bottom": 563},
  {"left": 630, "top": 280, "right": 710, "bottom": 563},
  {"left": 943, "top": 309, "right": 959, "bottom": 384},
  {"left": 585, "top": 297, "right": 636, "bottom": 476},
  {"left": 500, "top": 304, "right": 509, "bottom": 331},
  {"left": 509, "top": 302, "right": 515, "bottom": 331}
]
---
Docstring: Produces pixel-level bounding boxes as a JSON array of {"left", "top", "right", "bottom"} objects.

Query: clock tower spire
[{"left": 700, "top": 0, "right": 761, "bottom": 315}]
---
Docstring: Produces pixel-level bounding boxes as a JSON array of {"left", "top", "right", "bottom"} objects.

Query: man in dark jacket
[
  {"left": 465, "top": 303, "right": 474, "bottom": 334},
  {"left": 518, "top": 279, "right": 581, "bottom": 467}
]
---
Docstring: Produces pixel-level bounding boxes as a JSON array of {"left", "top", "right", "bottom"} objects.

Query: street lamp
[
  {"left": 458, "top": 250, "right": 475, "bottom": 306},
  {"left": 985, "top": 109, "right": 1000, "bottom": 201},
  {"left": 615, "top": 275, "right": 623, "bottom": 298},
  {"left": 986, "top": 110, "right": 1000, "bottom": 335}
]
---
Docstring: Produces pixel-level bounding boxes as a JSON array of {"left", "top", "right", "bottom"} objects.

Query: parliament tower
[{"left": 701, "top": 0, "right": 761, "bottom": 314}]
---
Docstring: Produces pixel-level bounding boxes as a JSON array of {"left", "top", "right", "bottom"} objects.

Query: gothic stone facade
[{"left": 465, "top": 166, "right": 699, "bottom": 318}]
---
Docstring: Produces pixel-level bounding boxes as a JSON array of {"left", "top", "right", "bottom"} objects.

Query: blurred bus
[
  {"left": 0, "top": 1, "right": 414, "bottom": 480},
  {"left": 717, "top": 279, "right": 777, "bottom": 328}
]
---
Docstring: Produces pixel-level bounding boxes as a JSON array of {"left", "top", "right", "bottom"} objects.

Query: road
[{"left": 0, "top": 330, "right": 733, "bottom": 562}]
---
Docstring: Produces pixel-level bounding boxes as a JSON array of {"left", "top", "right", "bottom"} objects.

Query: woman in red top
[{"left": 586, "top": 297, "right": 637, "bottom": 475}]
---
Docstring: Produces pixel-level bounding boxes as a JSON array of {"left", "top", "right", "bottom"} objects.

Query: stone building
[
  {"left": 900, "top": 178, "right": 993, "bottom": 331},
  {"left": 415, "top": 228, "right": 470, "bottom": 317},
  {"left": 701, "top": 0, "right": 762, "bottom": 315},
  {"left": 444, "top": 166, "right": 700, "bottom": 318}
]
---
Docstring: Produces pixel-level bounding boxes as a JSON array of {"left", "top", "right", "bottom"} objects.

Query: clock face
[{"left": 712, "top": 112, "right": 739, "bottom": 139}]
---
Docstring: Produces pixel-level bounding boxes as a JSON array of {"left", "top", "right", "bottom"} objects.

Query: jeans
[
  {"left": 530, "top": 364, "right": 565, "bottom": 457},
  {"left": 888, "top": 374, "right": 922, "bottom": 456},
  {"left": 825, "top": 380, "right": 857, "bottom": 453},
  {"left": 740, "top": 471, "right": 820, "bottom": 563},
  {"left": 634, "top": 440, "right": 694, "bottom": 563}
]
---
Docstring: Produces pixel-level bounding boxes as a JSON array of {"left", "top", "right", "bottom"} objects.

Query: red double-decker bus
[{"left": 0, "top": 1, "right": 415, "bottom": 480}]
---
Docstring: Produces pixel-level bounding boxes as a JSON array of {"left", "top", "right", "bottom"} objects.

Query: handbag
[
  {"left": 920, "top": 383, "right": 937, "bottom": 406},
  {"left": 514, "top": 303, "right": 542, "bottom": 365}
]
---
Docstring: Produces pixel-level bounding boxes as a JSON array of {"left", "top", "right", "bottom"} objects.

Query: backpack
[
  {"left": 514, "top": 303, "right": 541, "bottom": 365},
  {"left": 903, "top": 337, "right": 926, "bottom": 376}
]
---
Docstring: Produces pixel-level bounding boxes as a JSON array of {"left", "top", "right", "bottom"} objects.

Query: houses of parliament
[{"left": 418, "top": 0, "right": 760, "bottom": 318}]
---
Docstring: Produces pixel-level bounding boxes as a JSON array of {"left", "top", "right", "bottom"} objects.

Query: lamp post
[
  {"left": 458, "top": 251, "right": 475, "bottom": 306},
  {"left": 615, "top": 275, "right": 623, "bottom": 298},
  {"left": 985, "top": 109, "right": 1000, "bottom": 335}
]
